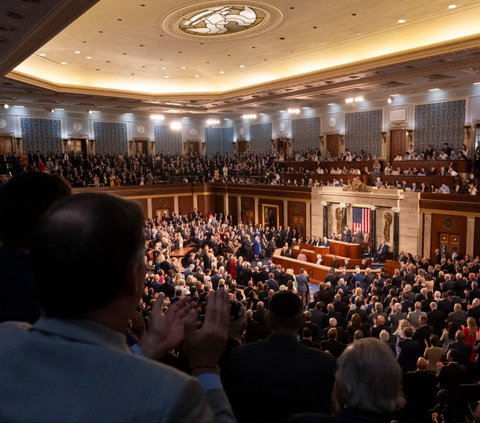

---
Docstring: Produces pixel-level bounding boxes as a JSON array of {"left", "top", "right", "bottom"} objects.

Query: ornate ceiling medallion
[{"left": 163, "top": 2, "right": 283, "bottom": 41}]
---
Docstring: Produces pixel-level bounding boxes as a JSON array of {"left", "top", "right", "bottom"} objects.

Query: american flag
[{"left": 352, "top": 207, "right": 370, "bottom": 233}]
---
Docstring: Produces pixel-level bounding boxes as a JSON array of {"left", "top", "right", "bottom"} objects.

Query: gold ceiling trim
[{"left": 7, "top": 34, "right": 480, "bottom": 106}]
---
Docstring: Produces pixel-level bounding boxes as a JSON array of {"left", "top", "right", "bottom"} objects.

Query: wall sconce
[
  {"left": 170, "top": 121, "right": 182, "bottom": 131},
  {"left": 339, "top": 135, "right": 345, "bottom": 145},
  {"left": 464, "top": 125, "right": 472, "bottom": 139},
  {"left": 287, "top": 107, "right": 301, "bottom": 115},
  {"left": 381, "top": 131, "right": 387, "bottom": 143},
  {"left": 345, "top": 95, "right": 364, "bottom": 104},
  {"left": 387, "top": 96, "right": 394, "bottom": 105},
  {"left": 319, "top": 135, "right": 324, "bottom": 146}
]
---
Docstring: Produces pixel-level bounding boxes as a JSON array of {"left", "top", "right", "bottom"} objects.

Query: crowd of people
[
  {"left": 0, "top": 142, "right": 478, "bottom": 195},
  {"left": 134, "top": 207, "right": 480, "bottom": 422},
  {"left": 1, "top": 166, "right": 480, "bottom": 422}
]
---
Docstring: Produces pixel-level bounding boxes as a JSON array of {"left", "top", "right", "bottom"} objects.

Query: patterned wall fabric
[
  {"left": 249, "top": 123, "right": 272, "bottom": 153},
  {"left": 93, "top": 122, "right": 128, "bottom": 154},
  {"left": 292, "top": 117, "right": 321, "bottom": 151},
  {"left": 205, "top": 127, "right": 234, "bottom": 154},
  {"left": 21, "top": 118, "right": 62, "bottom": 152},
  {"left": 154, "top": 125, "right": 182, "bottom": 154},
  {"left": 345, "top": 109, "right": 382, "bottom": 156},
  {"left": 414, "top": 100, "right": 465, "bottom": 152}
]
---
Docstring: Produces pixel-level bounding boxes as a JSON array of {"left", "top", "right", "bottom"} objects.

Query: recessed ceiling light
[
  {"left": 194, "top": 75, "right": 200, "bottom": 78},
  {"left": 219, "top": 70, "right": 225, "bottom": 74},
  {"left": 448, "top": 4, "right": 457, "bottom": 9},
  {"left": 181, "top": 66, "right": 187, "bottom": 70},
  {"left": 398, "top": 19, "right": 406, "bottom": 24},
  {"left": 428, "top": 88, "right": 440, "bottom": 92},
  {"left": 3, "top": 104, "right": 9, "bottom": 109},
  {"left": 39, "top": 53, "right": 46, "bottom": 57},
  {"left": 164, "top": 75, "right": 169, "bottom": 78},
  {"left": 162, "top": 67, "right": 167, "bottom": 70},
  {"left": 60, "top": 61, "right": 67, "bottom": 65},
  {"left": 327, "top": 103, "right": 336, "bottom": 106},
  {"left": 86, "top": 56, "right": 92, "bottom": 59},
  {"left": 74, "top": 51, "right": 81, "bottom": 54},
  {"left": 473, "top": 82, "right": 480, "bottom": 85},
  {"left": 239, "top": 64, "right": 245, "bottom": 68}
]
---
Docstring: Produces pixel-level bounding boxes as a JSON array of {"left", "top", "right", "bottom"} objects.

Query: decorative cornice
[
  {"left": 0, "top": 0, "right": 99, "bottom": 75},
  {"left": 6, "top": 33, "right": 480, "bottom": 113}
]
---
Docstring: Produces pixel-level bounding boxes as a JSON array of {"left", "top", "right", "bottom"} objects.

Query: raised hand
[
  {"left": 139, "top": 293, "right": 195, "bottom": 360},
  {"left": 182, "top": 287, "right": 231, "bottom": 374}
]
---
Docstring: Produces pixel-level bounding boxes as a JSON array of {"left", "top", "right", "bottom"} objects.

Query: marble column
[
  {"left": 147, "top": 198, "right": 153, "bottom": 219},
  {"left": 466, "top": 216, "right": 475, "bottom": 257},
  {"left": 340, "top": 203, "right": 347, "bottom": 230},
  {"left": 306, "top": 202, "right": 311, "bottom": 238},
  {"left": 237, "top": 196, "right": 242, "bottom": 224},
  {"left": 370, "top": 206, "right": 377, "bottom": 252},
  {"left": 173, "top": 196, "right": 179, "bottom": 216},
  {"left": 321, "top": 201, "right": 328, "bottom": 238},
  {"left": 392, "top": 207, "right": 400, "bottom": 259},
  {"left": 224, "top": 193, "right": 229, "bottom": 216},
  {"left": 423, "top": 212, "right": 432, "bottom": 258}
]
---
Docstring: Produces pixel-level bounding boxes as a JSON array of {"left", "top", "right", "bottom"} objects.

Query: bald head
[
  {"left": 417, "top": 357, "right": 427, "bottom": 371},
  {"left": 32, "top": 193, "right": 144, "bottom": 318}
]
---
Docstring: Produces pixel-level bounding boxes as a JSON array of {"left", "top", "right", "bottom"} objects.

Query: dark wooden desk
[
  {"left": 329, "top": 240, "right": 361, "bottom": 259},
  {"left": 385, "top": 259, "right": 401, "bottom": 276},
  {"left": 273, "top": 249, "right": 378, "bottom": 285},
  {"left": 296, "top": 244, "right": 371, "bottom": 268},
  {"left": 169, "top": 246, "right": 195, "bottom": 259}
]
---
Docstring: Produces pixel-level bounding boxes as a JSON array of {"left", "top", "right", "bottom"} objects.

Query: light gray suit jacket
[{"left": 0, "top": 318, "right": 235, "bottom": 423}]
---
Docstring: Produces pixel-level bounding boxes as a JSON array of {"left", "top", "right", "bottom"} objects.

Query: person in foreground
[
  {"left": 0, "top": 193, "right": 235, "bottom": 423},
  {"left": 0, "top": 172, "right": 71, "bottom": 323},
  {"left": 223, "top": 290, "right": 335, "bottom": 423},
  {"left": 288, "top": 337, "right": 405, "bottom": 423}
]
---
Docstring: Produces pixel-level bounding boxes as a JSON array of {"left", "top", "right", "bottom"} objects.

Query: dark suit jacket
[
  {"left": 403, "top": 370, "right": 437, "bottom": 419},
  {"left": 223, "top": 333, "right": 335, "bottom": 423},
  {"left": 436, "top": 362, "right": 466, "bottom": 406},
  {"left": 0, "top": 247, "right": 41, "bottom": 324},
  {"left": 320, "top": 338, "right": 347, "bottom": 358},
  {"left": 447, "top": 341, "right": 472, "bottom": 367},
  {"left": 397, "top": 338, "right": 422, "bottom": 372},
  {"left": 427, "top": 309, "right": 446, "bottom": 335}
]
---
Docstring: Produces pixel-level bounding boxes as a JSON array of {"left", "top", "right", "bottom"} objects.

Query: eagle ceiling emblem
[{"left": 180, "top": 5, "right": 263, "bottom": 36}]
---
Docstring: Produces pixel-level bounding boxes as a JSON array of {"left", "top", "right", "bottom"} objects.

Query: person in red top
[{"left": 463, "top": 317, "right": 478, "bottom": 364}]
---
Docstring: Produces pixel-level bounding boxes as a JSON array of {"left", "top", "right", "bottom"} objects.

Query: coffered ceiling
[{"left": 1, "top": 0, "right": 480, "bottom": 117}]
